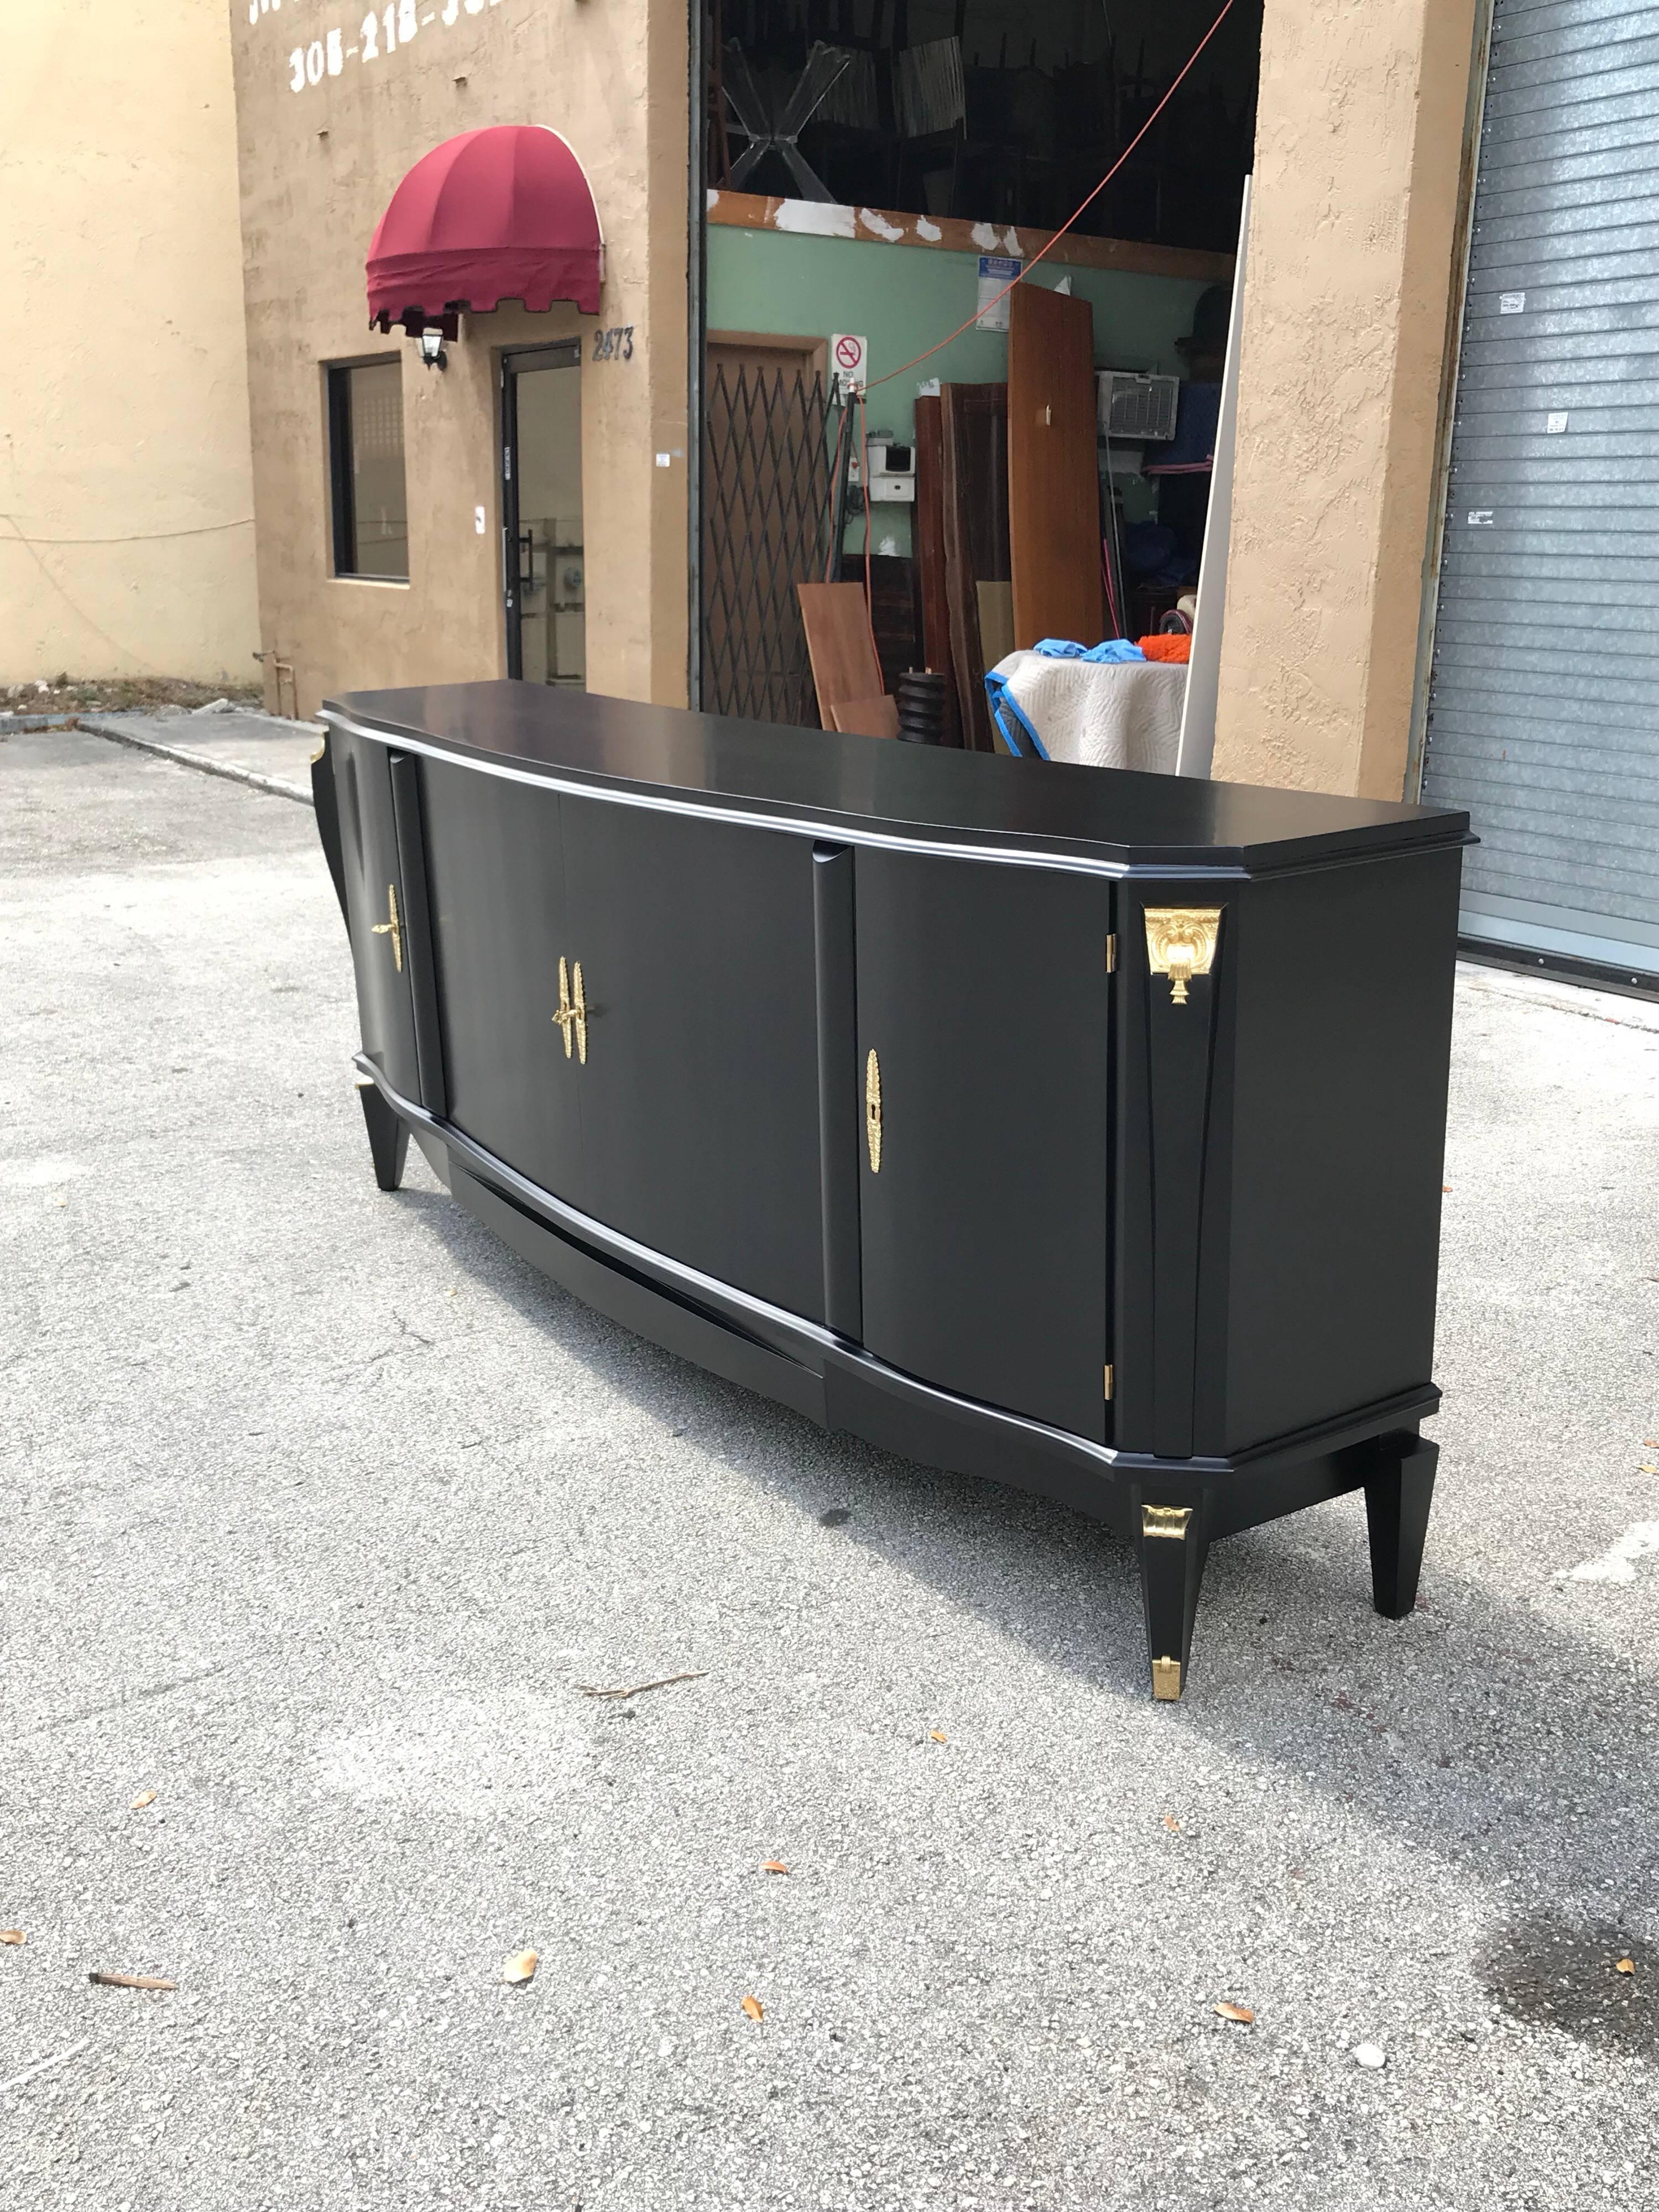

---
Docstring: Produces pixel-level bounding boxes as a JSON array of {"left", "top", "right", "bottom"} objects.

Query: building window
[{"left": 327, "top": 359, "right": 409, "bottom": 580}]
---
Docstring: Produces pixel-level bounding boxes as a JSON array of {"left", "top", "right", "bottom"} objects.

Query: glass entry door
[{"left": 502, "top": 345, "right": 585, "bottom": 688}]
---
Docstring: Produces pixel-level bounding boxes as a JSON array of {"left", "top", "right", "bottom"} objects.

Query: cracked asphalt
[{"left": 3, "top": 726, "right": 1657, "bottom": 2208}]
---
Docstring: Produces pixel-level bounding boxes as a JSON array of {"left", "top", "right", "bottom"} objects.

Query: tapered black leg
[
  {"left": 358, "top": 1079, "right": 409, "bottom": 1191},
  {"left": 1135, "top": 1494, "right": 1211, "bottom": 1700},
  {"left": 1364, "top": 1433, "right": 1438, "bottom": 1619}
]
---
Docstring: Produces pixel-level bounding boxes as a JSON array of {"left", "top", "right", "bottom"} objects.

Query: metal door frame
[
  {"left": 688, "top": 0, "right": 707, "bottom": 707},
  {"left": 499, "top": 341, "right": 582, "bottom": 681}
]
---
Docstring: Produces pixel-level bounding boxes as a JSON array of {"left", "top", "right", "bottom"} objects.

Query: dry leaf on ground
[
  {"left": 129, "top": 1790, "right": 158, "bottom": 1811},
  {"left": 762, "top": 1861, "right": 789, "bottom": 1875},
  {"left": 928, "top": 1729, "right": 947, "bottom": 1745},
  {"left": 88, "top": 1971, "right": 175, "bottom": 1991},
  {"left": 1162, "top": 1813, "right": 1181, "bottom": 1832},
  {"left": 1214, "top": 2001, "right": 1255, "bottom": 2025},
  {"left": 502, "top": 1950, "right": 539, "bottom": 1986},
  {"left": 740, "top": 1995, "right": 764, "bottom": 2021},
  {"left": 1, "top": 1930, "right": 24, "bottom": 1946},
  {"left": 1616, "top": 1957, "right": 1636, "bottom": 1975}
]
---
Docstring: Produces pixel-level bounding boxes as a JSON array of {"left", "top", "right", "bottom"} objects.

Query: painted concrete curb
[{"left": 79, "top": 716, "right": 316, "bottom": 807}]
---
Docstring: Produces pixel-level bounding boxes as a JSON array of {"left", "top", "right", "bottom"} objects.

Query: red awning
[{"left": 367, "top": 125, "right": 603, "bottom": 332}]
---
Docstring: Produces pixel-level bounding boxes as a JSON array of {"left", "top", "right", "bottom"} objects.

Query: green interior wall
[{"left": 706, "top": 224, "right": 1213, "bottom": 555}]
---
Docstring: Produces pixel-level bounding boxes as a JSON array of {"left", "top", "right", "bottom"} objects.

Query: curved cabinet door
[
  {"left": 560, "top": 797, "right": 825, "bottom": 1321},
  {"left": 421, "top": 759, "right": 583, "bottom": 1206},
  {"left": 854, "top": 849, "right": 1111, "bottom": 1442},
  {"left": 333, "top": 727, "right": 420, "bottom": 1101}
]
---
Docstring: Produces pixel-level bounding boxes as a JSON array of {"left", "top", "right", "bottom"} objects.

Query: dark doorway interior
[{"left": 707, "top": 0, "right": 1262, "bottom": 252}]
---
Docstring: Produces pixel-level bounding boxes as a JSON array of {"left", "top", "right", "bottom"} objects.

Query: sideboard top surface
[{"left": 326, "top": 682, "right": 1470, "bottom": 875}]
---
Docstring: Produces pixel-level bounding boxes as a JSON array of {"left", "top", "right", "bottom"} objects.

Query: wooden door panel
[
  {"left": 333, "top": 727, "right": 420, "bottom": 1102},
  {"left": 1008, "top": 284, "right": 1105, "bottom": 651},
  {"left": 420, "top": 760, "right": 583, "bottom": 1207},
  {"left": 855, "top": 849, "right": 1110, "bottom": 1441},
  {"left": 561, "top": 799, "right": 825, "bottom": 1320}
]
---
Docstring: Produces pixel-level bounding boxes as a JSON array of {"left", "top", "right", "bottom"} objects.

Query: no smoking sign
[{"left": 831, "top": 332, "right": 868, "bottom": 395}]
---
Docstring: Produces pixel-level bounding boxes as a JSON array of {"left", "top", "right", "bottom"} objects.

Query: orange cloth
[{"left": 1138, "top": 634, "right": 1191, "bottom": 665}]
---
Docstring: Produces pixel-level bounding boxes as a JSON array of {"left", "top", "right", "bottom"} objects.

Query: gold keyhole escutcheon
[
  {"left": 370, "top": 882, "right": 403, "bottom": 972},
  {"left": 865, "top": 1047, "right": 882, "bottom": 1173}
]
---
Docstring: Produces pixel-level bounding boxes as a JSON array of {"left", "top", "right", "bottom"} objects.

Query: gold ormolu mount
[
  {"left": 1141, "top": 1504, "right": 1193, "bottom": 1540},
  {"left": 1144, "top": 907, "right": 1222, "bottom": 1005},
  {"left": 1141, "top": 1504, "right": 1193, "bottom": 1701},
  {"left": 865, "top": 1047, "right": 883, "bottom": 1173},
  {"left": 370, "top": 881, "right": 403, "bottom": 972}
]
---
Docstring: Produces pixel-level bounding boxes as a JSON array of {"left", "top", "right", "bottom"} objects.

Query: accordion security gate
[
  {"left": 702, "top": 360, "right": 836, "bottom": 728},
  {"left": 1422, "top": 0, "right": 1659, "bottom": 981}
]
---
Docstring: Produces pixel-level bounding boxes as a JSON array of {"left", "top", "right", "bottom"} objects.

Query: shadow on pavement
[{"left": 382, "top": 1166, "right": 1659, "bottom": 2047}]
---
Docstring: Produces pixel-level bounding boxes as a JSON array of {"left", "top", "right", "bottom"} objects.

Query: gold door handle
[
  {"left": 551, "top": 956, "right": 589, "bottom": 1064},
  {"left": 865, "top": 1046, "right": 881, "bottom": 1173},
  {"left": 552, "top": 956, "right": 575, "bottom": 1057},
  {"left": 370, "top": 882, "right": 403, "bottom": 972}
]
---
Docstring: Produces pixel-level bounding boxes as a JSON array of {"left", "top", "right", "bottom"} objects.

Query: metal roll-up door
[{"left": 1422, "top": 0, "right": 1659, "bottom": 981}]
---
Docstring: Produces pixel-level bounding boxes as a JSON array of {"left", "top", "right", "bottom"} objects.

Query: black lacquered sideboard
[{"left": 314, "top": 681, "right": 1469, "bottom": 1699}]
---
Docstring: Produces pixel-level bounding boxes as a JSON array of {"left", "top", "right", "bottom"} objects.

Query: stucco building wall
[
  {"left": 1212, "top": 0, "right": 1482, "bottom": 799},
  {"left": 229, "top": 0, "right": 688, "bottom": 721},
  {"left": 1, "top": 0, "right": 258, "bottom": 686},
  {"left": 226, "top": 2, "right": 1481, "bottom": 781}
]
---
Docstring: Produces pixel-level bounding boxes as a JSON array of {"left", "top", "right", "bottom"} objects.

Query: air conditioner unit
[{"left": 1098, "top": 371, "right": 1180, "bottom": 443}]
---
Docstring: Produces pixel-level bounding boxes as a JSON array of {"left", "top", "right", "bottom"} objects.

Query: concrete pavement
[
  {"left": 2, "top": 726, "right": 1656, "bottom": 2209},
  {"left": 80, "top": 708, "right": 322, "bottom": 802}
]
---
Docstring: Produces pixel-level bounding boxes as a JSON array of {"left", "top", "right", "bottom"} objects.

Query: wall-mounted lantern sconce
[{"left": 416, "top": 327, "right": 448, "bottom": 372}]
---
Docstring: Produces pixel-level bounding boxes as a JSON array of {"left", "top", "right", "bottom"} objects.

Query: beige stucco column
[{"left": 1211, "top": 0, "right": 1483, "bottom": 799}]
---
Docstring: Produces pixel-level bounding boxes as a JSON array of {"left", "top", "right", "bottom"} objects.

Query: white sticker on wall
[
  {"left": 975, "top": 257, "right": 1021, "bottom": 332},
  {"left": 1499, "top": 291, "right": 1526, "bottom": 314},
  {"left": 1546, "top": 411, "right": 1569, "bottom": 434},
  {"left": 655, "top": 453, "right": 672, "bottom": 467},
  {"left": 474, "top": 505, "right": 487, "bottom": 534},
  {"left": 1467, "top": 509, "right": 1495, "bottom": 526}
]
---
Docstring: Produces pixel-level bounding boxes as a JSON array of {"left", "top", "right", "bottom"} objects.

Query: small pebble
[{"left": 1353, "top": 2042, "right": 1387, "bottom": 2069}]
